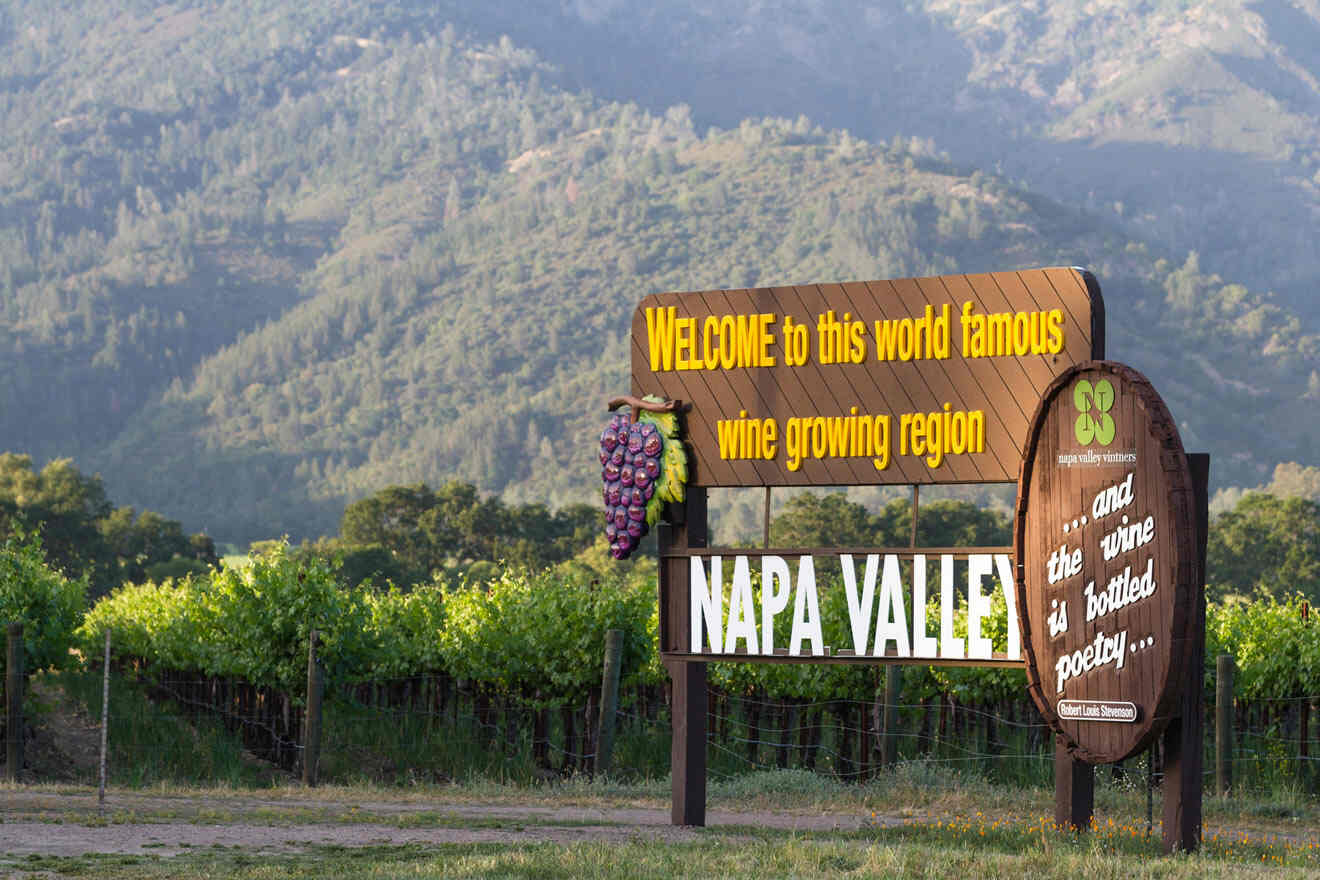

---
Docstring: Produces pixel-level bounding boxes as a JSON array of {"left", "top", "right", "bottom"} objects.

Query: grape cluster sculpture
[{"left": 598, "top": 395, "right": 687, "bottom": 559}]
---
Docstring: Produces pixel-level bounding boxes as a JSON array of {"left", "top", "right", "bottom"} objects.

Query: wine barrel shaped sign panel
[{"left": 1015, "top": 362, "right": 1198, "bottom": 764}]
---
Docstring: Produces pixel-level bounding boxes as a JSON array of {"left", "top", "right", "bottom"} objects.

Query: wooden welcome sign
[
  {"left": 631, "top": 267, "right": 1103, "bottom": 487},
  {"left": 619, "top": 269, "right": 1206, "bottom": 851}
]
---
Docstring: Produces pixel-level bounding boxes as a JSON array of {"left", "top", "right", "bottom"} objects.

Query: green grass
[
  {"left": 5, "top": 765, "right": 1316, "bottom": 834},
  {"left": 22, "top": 669, "right": 1320, "bottom": 879},
  {"left": 5, "top": 836, "right": 1318, "bottom": 879},
  {"left": 47, "top": 670, "right": 277, "bottom": 788},
  {"left": 2, "top": 771, "right": 1318, "bottom": 878},
  {"left": 872, "top": 813, "right": 1320, "bottom": 872}
]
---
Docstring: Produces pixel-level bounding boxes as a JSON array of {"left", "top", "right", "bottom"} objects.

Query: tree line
[
  {"left": 0, "top": 453, "right": 217, "bottom": 599},
  {"left": 0, "top": 453, "right": 600, "bottom": 599},
  {"left": 281, "top": 480, "right": 599, "bottom": 588},
  {"left": 3, "top": 448, "right": 1319, "bottom": 606}
]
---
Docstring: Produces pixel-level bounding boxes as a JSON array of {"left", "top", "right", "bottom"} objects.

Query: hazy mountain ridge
[
  {"left": 0, "top": 1, "right": 1316, "bottom": 543},
  {"left": 485, "top": 0, "right": 1320, "bottom": 314}
]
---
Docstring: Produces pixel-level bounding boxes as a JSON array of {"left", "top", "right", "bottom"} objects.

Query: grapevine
[
  {"left": 0, "top": 530, "right": 85, "bottom": 673},
  {"left": 72, "top": 554, "right": 1320, "bottom": 727}
]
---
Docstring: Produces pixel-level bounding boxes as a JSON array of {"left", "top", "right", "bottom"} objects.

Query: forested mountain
[
  {"left": 469, "top": 0, "right": 1320, "bottom": 317},
  {"left": 0, "top": 0, "right": 1317, "bottom": 543}
]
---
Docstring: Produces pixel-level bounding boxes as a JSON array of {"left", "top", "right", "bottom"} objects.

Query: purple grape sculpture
[{"left": 598, "top": 396, "right": 687, "bottom": 560}]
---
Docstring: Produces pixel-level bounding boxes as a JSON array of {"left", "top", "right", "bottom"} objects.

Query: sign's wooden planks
[
  {"left": 630, "top": 268, "right": 1103, "bottom": 488},
  {"left": 1014, "top": 362, "right": 1199, "bottom": 764}
]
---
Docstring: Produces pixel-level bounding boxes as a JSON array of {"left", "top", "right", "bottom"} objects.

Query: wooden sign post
[
  {"left": 622, "top": 267, "right": 1206, "bottom": 832},
  {"left": 1015, "top": 362, "right": 1207, "bottom": 852}
]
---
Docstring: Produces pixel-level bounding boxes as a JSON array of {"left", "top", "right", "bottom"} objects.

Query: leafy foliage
[
  {"left": 332, "top": 480, "right": 596, "bottom": 583},
  {"left": 0, "top": 453, "right": 215, "bottom": 598},
  {"left": 440, "top": 565, "right": 656, "bottom": 704},
  {"left": 79, "top": 542, "right": 372, "bottom": 693},
  {"left": 771, "top": 493, "right": 882, "bottom": 548},
  {"left": 0, "top": 530, "right": 85, "bottom": 673},
  {"left": 363, "top": 582, "right": 446, "bottom": 680},
  {"left": 1206, "top": 492, "right": 1320, "bottom": 603},
  {"left": 771, "top": 492, "right": 1010, "bottom": 548},
  {"left": 79, "top": 543, "right": 656, "bottom": 707},
  {"left": 1207, "top": 594, "right": 1320, "bottom": 703},
  {"left": 72, "top": 513, "right": 1320, "bottom": 716}
]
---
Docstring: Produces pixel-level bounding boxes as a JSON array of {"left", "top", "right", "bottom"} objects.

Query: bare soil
[
  {"left": 4, "top": 679, "right": 103, "bottom": 783},
  {"left": 0, "top": 788, "right": 875, "bottom": 858},
  {"left": 0, "top": 678, "right": 877, "bottom": 858}
]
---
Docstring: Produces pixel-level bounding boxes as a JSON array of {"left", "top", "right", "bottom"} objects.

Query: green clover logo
[{"left": 1073, "top": 378, "right": 1115, "bottom": 446}]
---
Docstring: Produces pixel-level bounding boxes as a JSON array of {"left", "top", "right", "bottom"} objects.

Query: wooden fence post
[
  {"left": 881, "top": 665, "right": 902, "bottom": 768},
  {"left": 595, "top": 628, "right": 624, "bottom": 775},
  {"left": 1215, "top": 654, "right": 1233, "bottom": 797},
  {"left": 303, "top": 630, "right": 322, "bottom": 786},
  {"left": 6, "top": 622, "right": 22, "bottom": 782},
  {"left": 99, "top": 628, "right": 111, "bottom": 814}
]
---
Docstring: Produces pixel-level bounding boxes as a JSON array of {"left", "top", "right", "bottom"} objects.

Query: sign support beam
[
  {"left": 1055, "top": 736, "right": 1094, "bottom": 830},
  {"left": 660, "top": 488, "right": 707, "bottom": 826},
  {"left": 668, "top": 659, "right": 706, "bottom": 826},
  {"left": 1162, "top": 452, "right": 1208, "bottom": 853}
]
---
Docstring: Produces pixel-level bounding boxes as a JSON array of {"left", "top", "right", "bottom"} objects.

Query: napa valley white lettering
[
  {"left": 690, "top": 555, "right": 823, "bottom": 657},
  {"left": 688, "top": 553, "right": 1021, "bottom": 660},
  {"left": 1084, "top": 558, "right": 1156, "bottom": 622},
  {"left": 1055, "top": 629, "right": 1128, "bottom": 694},
  {"left": 840, "top": 552, "right": 1016, "bottom": 660}
]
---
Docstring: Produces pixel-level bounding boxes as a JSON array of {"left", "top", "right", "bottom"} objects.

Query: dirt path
[
  {"left": 6, "top": 787, "right": 1312, "bottom": 862},
  {"left": 0, "top": 789, "right": 881, "bottom": 858}
]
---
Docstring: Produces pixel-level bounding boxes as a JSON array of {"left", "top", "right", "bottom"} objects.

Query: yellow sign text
[{"left": 646, "top": 307, "right": 777, "bottom": 371}]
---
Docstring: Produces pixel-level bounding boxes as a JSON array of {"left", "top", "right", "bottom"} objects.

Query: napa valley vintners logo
[
  {"left": 1057, "top": 378, "right": 1134, "bottom": 468},
  {"left": 1074, "top": 378, "right": 1115, "bottom": 446}
]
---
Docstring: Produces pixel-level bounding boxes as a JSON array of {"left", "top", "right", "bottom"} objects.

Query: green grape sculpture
[{"left": 598, "top": 395, "right": 687, "bottom": 559}]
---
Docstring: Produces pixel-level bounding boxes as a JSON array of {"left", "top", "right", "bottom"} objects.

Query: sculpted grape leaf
[
  {"left": 639, "top": 394, "right": 679, "bottom": 437},
  {"left": 660, "top": 439, "right": 687, "bottom": 503}
]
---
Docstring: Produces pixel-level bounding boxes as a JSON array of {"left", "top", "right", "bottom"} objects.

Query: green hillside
[
  {"left": 460, "top": 0, "right": 1320, "bottom": 315},
  {"left": 0, "top": 1, "right": 1316, "bottom": 543}
]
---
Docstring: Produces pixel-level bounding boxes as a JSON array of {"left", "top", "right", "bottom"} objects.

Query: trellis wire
[{"left": 60, "top": 663, "right": 1320, "bottom": 799}]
